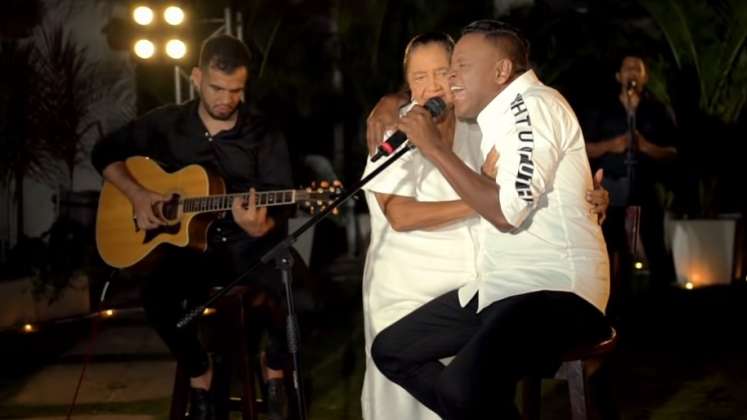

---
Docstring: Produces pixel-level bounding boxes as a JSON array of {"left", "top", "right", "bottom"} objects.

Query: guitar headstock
[{"left": 299, "top": 180, "right": 343, "bottom": 215}]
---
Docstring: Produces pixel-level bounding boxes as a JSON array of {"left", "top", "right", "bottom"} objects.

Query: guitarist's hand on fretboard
[
  {"left": 96, "top": 156, "right": 344, "bottom": 269},
  {"left": 131, "top": 188, "right": 169, "bottom": 231},
  {"left": 232, "top": 188, "right": 275, "bottom": 237}
]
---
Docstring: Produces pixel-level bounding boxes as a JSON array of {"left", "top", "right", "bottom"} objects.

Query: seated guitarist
[{"left": 92, "top": 34, "right": 292, "bottom": 420}]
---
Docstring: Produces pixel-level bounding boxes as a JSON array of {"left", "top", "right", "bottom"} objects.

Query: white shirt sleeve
[{"left": 496, "top": 94, "right": 562, "bottom": 227}]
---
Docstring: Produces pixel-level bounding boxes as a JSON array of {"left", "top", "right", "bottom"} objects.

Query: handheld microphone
[{"left": 370, "top": 97, "right": 447, "bottom": 162}]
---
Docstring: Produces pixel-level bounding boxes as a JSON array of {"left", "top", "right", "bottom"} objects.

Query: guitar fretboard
[{"left": 182, "top": 190, "right": 296, "bottom": 213}]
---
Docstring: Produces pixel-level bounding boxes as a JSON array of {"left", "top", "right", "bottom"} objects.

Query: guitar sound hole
[{"left": 162, "top": 194, "right": 181, "bottom": 221}]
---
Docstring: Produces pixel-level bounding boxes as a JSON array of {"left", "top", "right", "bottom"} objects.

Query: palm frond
[
  {"left": 707, "top": 0, "right": 747, "bottom": 114},
  {"left": 641, "top": 0, "right": 747, "bottom": 124}
]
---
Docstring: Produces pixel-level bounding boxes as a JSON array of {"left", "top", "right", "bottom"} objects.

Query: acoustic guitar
[{"left": 95, "top": 156, "right": 339, "bottom": 269}]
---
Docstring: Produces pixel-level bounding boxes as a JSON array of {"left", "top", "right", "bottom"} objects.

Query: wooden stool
[
  {"left": 521, "top": 327, "right": 618, "bottom": 420},
  {"left": 170, "top": 286, "right": 264, "bottom": 420}
]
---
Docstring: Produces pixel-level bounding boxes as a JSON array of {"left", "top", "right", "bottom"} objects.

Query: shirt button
[
  {"left": 221, "top": 237, "right": 227, "bottom": 243},
  {"left": 216, "top": 227, "right": 222, "bottom": 232}
]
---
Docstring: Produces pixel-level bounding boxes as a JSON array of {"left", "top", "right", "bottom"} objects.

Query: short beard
[{"left": 205, "top": 104, "right": 238, "bottom": 121}]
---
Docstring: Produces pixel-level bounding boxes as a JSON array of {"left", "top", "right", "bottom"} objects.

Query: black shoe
[
  {"left": 266, "top": 378, "right": 288, "bottom": 420},
  {"left": 187, "top": 388, "right": 215, "bottom": 420}
]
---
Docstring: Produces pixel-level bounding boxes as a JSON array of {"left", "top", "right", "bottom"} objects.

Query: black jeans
[
  {"left": 142, "top": 237, "right": 291, "bottom": 378},
  {"left": 372, "top": 290, "right": 610, "bottom": 420},
  {"left": 603, "top": 201, "right": 674, "bottom": 318}
]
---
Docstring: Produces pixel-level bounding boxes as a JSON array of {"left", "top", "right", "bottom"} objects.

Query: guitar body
[{"left": 95, "top": 156, "right": 225, "bottom": 269}]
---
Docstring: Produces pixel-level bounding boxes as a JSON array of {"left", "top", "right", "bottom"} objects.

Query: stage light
[
  {"left": 164, "top": 6, "right": 185, "bottom": 26},
  {"left": 132, "top": 6, "right": 154, "bottom": 26},
  {"left": 134, "top": 39, "right": 156, "bottom": 59},
  {"left": 685, "top": 282, "right": 694, "bottom": 290},
  {"left": 634, "top": 261, "right": 644, "bottom": 270},
  {"left": 22, "top": 324, "right": 35, "bottom": 333},
  {"left": 165, "top": 39, "right": 187, "bottom": 59}
]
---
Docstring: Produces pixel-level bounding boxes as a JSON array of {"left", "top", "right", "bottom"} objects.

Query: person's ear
[
  {"left": 495, "top": 58, "right": 514, "bottom": 85},
  {"left": 191, "top": 67, "right": 202, "bottom": 92}
]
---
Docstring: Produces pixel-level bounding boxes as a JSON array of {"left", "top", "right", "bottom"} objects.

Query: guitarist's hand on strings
[
  {"left": 131, "top": 188, "right": 168, "bottom": 230},
  {"left": 232, "top": 188, "right": 275, "bottom": 237}
]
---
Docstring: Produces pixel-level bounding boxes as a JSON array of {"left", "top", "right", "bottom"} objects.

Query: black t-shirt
[
  {"left": 582, "top": 93, "right": 676, "bottom": 204},
  {"left": 91, "top": 99, "right": 293, "bottom": 249},
  {"left": 582, "top": 93, "right": 675, "bottom": 179}
]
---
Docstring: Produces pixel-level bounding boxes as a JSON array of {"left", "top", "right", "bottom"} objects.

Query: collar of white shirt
[{"left": 476, "top": 69, "right": 542, "bottom": 132}]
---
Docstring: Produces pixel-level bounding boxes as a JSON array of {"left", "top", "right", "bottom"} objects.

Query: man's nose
[
  {"left": 219, "top": 91, "right": 235, "bottom": 104},
  {"left": 429, "top": 76, "right": 440, "bottom": 91}
]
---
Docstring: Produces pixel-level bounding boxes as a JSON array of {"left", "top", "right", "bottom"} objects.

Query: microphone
[
  {"left": 626, "top": 79, "right": 637, "bottom": 95},
  {"left": 370, "top": 96, "right": 447, "bottom": 162}
]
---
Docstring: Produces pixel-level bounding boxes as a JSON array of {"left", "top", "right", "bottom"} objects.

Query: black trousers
[
  {"left": 372, "top": 290, "right": 610, "bottom": 420},
  {"left": 603, "top": 201, "right": 674, "bottom": 318},
  {"left": 142, "top": 236, "right": 291, "bottom": 378}
]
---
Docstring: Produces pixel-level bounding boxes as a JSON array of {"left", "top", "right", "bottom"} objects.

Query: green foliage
[
  {"left": 34, "top": 25, "right": 102, "bottom": 186},
  {"left": 0, "top": 24, "right": 102, "bottom": 241},
  {"left": 640, "top": 0, "right": 747, "bottom": 123},
  {"left": 0, "top": 41, "right": 52, "bottom": 190},
  {"left": 639, "top": 0, "right": 747, "bottom": 216},
  {"left": 229, "top": 0, "right": 494, "bottom": 179}
]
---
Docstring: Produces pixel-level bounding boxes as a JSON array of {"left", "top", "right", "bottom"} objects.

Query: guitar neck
[{"left": 182, "top": 190, "right": 301, "bottom": 214}]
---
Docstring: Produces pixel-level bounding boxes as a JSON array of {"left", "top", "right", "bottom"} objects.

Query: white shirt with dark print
[{"left": 458, "top": 70, "right": 610, "bottom": 313}]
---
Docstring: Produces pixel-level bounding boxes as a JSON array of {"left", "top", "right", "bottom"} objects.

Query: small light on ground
[
  {"left": 102, "top": 309, "right": 115, "bottom": 318},
  {"left": 22, "top": 324, "right": 35, "bottom": 333},
  {"left": 685, "top": 282, "right": 694, "bottom": 290},
  {"left": 203, "top": 307, "right": 216, "bottom": 316},
  {"left": 634, "top": 261, "right": 644, "bottom": 270}
]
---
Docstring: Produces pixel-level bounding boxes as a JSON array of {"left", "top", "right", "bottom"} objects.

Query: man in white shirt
[{"left": 371, "top": 20, "right": 611, "bottom": 420}]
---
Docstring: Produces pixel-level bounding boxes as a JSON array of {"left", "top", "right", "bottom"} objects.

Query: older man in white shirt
[{"left": 371, "top": 20, "right": 611, "bottom": 420}]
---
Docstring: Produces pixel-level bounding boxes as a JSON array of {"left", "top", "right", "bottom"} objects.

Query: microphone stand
[
  {"left": 176, "top": 142, "right": 417, "bottom": 420},
  {"left": 624, "top": 93, "right": 641, "bottom": 260}
]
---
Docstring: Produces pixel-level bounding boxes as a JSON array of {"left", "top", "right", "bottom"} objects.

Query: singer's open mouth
[{"left": 451, "top": 85, "right": 466, "bottom": 101}]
